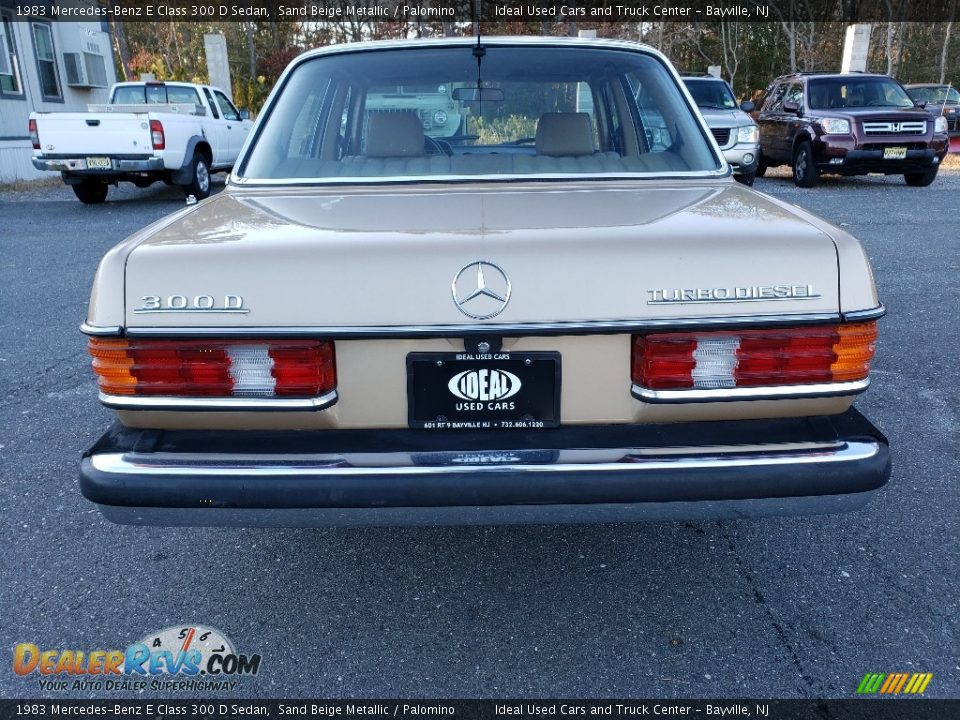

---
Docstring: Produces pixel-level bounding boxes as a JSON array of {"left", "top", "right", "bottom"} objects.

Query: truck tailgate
[{"left": 34, "top": 113, "right": 154, "bottom": 156}]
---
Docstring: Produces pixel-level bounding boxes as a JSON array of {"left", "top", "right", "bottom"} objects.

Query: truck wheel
[
  {"left": 734, "top": 171, "right": 755, "bottom": 186},
  {"left": 792, "top": 141, "right": 819, "bottom": 188},
  {"left": 904, "top": 167, "right": 939, "bottom": 187},
  {"left": 182, "top": 152, "right": 211, "bottom": 200},
  {"left": 72, "top": 180, "right": 108, "bottom": 205},
  {"left": 755, "top": 159, "right": 767, "bottom": 177}
]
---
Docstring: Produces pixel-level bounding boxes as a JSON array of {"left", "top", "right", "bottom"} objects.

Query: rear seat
[{"left": 271, "top": 110, "right": 689, "bottom": 178}]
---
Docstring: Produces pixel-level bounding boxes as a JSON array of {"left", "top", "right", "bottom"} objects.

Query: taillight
[
  {"left": 29, "top": 119, "right": 39, "bottom": 149},
  {"left": 149, "top": 119, "right": 165, "bottom": 150},
  {"left": 88, "top": 338, "right": 336, "bottom": 398},
  {"left": 632, "top": 322, "right": 877, "bottom": 391}
]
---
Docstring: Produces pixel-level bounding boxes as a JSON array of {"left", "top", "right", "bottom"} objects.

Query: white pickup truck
[{"left": 29, "top": 81, "right": 253, "bottom": 204}]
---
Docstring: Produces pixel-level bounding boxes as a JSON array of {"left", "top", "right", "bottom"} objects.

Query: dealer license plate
[
  {"left": 883, "top": 147, "right": 907, "bottom": 160},
  {"left": 86, "top": 156, "right": 112, "bottom": 170},
  {"left": 407, "top": 351, "right": 560, "bottom": 430}
]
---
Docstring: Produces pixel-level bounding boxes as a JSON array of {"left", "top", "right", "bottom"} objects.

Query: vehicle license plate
[
  {"left": 883, "top": 147, "right": 907, "bottom": 160},
  {"left": 407, "top": 352, "right": 560, "bottom": 430},
  {"left": 86, "top": 156, "right": 112, "bottom": 169}
]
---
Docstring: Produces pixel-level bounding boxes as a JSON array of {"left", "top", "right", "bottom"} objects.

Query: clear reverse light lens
[
  {"left": 820, "top": 118, "right": 851, "bottom": 134},
  {"left": 736, "top": 125, "right": 759, "bottom": 143}
]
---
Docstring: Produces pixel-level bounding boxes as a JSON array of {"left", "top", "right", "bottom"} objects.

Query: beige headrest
[
  {"left": 535, "top": 112, "right": 596, "bottom": 157},
  {"left": 365, "top": 112, "right": 425, "bottom": 158}
]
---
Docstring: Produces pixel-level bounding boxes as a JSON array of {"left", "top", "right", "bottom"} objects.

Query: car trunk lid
[{"left": 122, "top": 182, "right": 840, "bottom": 331}]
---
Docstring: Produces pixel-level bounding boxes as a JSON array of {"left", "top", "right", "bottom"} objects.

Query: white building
[{"left": 1, "top": 6, "right": 116, "bottom": 182}]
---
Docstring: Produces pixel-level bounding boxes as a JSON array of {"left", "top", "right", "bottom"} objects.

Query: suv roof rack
[{"left": 774, "top": 70, "right": 874, "bottom": 80}]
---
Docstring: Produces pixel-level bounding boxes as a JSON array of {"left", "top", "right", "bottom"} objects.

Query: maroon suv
[{"left": 755, "top": 72, "right": 949, "bottom": 187}]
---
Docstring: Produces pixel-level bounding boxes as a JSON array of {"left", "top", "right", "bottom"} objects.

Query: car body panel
[
  {"left": 118, "top": 182, "right": 841, "bottom": 330},
  {"left": 80, "top": 38, "right": 889, "bottom": 525}
]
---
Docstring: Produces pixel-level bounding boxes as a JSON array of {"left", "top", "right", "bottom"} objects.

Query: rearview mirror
[
  {"left": 782, "top": 99, "right": 800, "bottom": 113},
  {"left": 739, "top": 100, "right": 755, "bottom": 112},
  {"left": 240, "top": 109, "right": 250, "bottom": 120},
  {"left": 452, "top": 87, "right": 505, "bottom": 102}
]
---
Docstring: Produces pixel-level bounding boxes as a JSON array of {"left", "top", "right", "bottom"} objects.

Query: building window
[
  {"left": 0, "top": 12, "right": 24, "bottom": 98},
  {"left": 31, "top": 22, "right": 61, "bottom": 101}
]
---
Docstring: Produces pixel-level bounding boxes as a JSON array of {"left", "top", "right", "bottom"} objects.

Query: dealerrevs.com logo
[{"left": 13, "top": 624, "right": 261, "bottom": 692}]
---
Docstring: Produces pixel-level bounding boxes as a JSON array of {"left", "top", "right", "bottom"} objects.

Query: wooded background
[{"left": 108, "top": 18, "right": 959, "bottom": 110}]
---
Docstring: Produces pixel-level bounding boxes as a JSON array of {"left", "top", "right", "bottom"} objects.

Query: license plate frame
[
  {"left": 883, "top": 146, "right": 907, "bottom": 160},
  {"left": 407, "top": 351, "right": 561, "bottom": 430},
  {"left": 85, "top": 156, "right": 112, "bottom": 170}
]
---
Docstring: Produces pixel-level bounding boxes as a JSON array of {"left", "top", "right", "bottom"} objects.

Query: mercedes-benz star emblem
[{"left": 451, "top": 261, "right": 512, "bottom": 320}]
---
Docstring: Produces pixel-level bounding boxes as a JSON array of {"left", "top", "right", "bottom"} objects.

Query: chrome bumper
[
  {"left": 32, "top": 156, "right": 164, "bottom": 173},
  {"left": 81, "top": 410, "right": 890, "bottom": 527}
]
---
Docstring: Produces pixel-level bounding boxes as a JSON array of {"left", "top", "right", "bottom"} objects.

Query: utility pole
[{"left": 841, "top": 24, "right": 872, "bottom": 73}]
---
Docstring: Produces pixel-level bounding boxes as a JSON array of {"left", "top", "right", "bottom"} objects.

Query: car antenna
[
  {"left": 473, "top": 0, "right": 485, "bottom": 116},
  {"left": 942, "top": 82, "right": 952, "bottom": 119}
]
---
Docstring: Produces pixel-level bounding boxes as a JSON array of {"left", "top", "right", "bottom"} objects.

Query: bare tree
[
  {"left": 941, "top": 3, "right": 956, "bottom": 83},
  {"left": 110, "top": 18, "right": 132, "bottom": 81},
  {"left": 719, "top": 21, "right": 742, "bottom": 90},
  {"left": 244, "top": 22, "right": 256, "bottom": 80}
]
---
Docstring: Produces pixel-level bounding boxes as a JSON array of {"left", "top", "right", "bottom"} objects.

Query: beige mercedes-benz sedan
[{"left": 80, "top": 38, "right": 889, "bottom": 527}]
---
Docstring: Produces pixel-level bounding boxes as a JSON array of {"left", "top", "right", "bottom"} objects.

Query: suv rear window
[
  {"left": 239, "top": 45, "right": 721, "bottom": 181},
  {"left": 808, "top": 77, "right": 914, "bottom": 110}
]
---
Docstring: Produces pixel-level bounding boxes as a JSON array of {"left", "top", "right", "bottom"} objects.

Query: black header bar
[
  {"left": 0, "top": 700, "right": 958, "bottom": 720},
  {"left": 2, "top": 0, "right": 960, "bottom": 23}
]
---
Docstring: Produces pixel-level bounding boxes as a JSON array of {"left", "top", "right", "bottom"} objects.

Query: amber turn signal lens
[{"left": 831, "top": 321, "right": 879, "bottom": 382}]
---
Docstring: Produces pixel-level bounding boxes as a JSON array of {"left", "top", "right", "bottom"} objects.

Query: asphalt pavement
[{"left": 0, "top": 170, "right": 957, "bottom": 700}]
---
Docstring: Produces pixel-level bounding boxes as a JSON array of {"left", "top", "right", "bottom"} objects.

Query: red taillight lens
[
  {"left": 88, "top": 338, "right": 336, "bottom": 398},
  {"left": 632, "top": 322, "right": 877, "bottom": 391},
  {"left": 149, "top": 119, "right": 165, "bottom": 150},
  {"left": 29, "top": 119, "right": 40, "bottom": 149}
]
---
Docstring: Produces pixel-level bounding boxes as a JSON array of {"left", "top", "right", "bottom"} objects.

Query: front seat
[{"left": 535, "top": 112, "right": 596, "bottom": 156}]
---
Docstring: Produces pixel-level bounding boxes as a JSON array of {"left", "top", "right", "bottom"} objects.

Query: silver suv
[{"left": 682, "top": 75, "right": 760, "bottom": 185}]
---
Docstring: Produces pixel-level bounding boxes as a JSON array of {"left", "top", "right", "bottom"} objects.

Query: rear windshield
[
  {"left": 239, "top": 45, "right": 721, "bottom": 181},
  {"left": 807, "top": 77, "right": 914, "bottom": 110},
  {"left": 111, "top": 85, "right": 202, "bottom": 105},
  {"left": 683, "top": 78, "right": 737, "bottom": 110}
]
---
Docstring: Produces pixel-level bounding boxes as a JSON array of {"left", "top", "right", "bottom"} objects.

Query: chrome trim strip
[
  {"left": 88, "top": 439, "right": 881, "bottom": 478},
  {"left": 123, "top": 312, "right": 843, "bottom": 339},
  {"left": 633, "top": 379, "right": 870, "bottom": 404},
  {"left": 80, "top": 323, "right": 123, "bottom": 337},
  {"left": 842, "top": 305, "right": 886, "bottom": 322},
  {"left": 230, "top": 170, "right": 729, "bottom": 187},
  {"left": 99, "top": 390, "right": 338, "bottom": 412}
]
